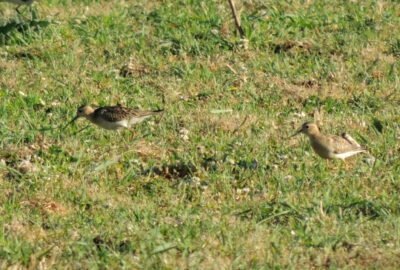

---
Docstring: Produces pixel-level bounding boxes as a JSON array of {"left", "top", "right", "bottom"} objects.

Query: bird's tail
[{"left": 341, "top": 132, "right": 362, "bottom": 148}]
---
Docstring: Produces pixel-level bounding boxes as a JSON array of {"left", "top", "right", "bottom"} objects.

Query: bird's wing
[
  {"left": 326, "top": 134, "right": 363, "bottom": 154},
  {"left": 341, "top": 132, "right": 362, "bottom": 148},
  {"left": 94, "top": 106, "right": 163, "bottom": 122},
  {"left": 94, "top": 106, "right": 131, "bottom": 122}
]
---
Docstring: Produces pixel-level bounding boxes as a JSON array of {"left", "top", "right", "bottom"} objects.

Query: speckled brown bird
[
  {"left": 292, "top": 122, "right": 367, "bottom": 160},
  {"left": 66, "top": 104, "right": 163, "bottom": 130}
]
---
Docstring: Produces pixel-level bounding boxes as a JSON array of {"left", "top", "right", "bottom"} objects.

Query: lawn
[{"left": 0, "top": 0, "right": 399, "bottom": 268}]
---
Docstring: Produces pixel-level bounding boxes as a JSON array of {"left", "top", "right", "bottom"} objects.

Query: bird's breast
[
  {"left": 91, "top": 118, "right": 128, "bottom": 130},
  {"left": 310, "top": 139, "right": 334, "bottom": 159}
]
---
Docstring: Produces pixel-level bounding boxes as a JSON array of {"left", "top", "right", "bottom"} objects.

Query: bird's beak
[
  {"left": 290, "top": 128, "right": 302, "bottom": 137},
  {"left": 62, "top": 115, "right": 79, "bottom": 130}
]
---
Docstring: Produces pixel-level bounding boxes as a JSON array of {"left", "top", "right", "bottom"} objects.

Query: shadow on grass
[
  {"left": 0, "top": 19, "right": 51, "bottom": 45},
  {"left": 324, "top": 200, "right": 392, "bottom": 220},
  {"left": 141, "top": 161, "right": 197, "bottom": 179},
  {"left": 235, "top": 199, "right": 395, "bottom": 225},
  {"left": 141, "top": 156, "right": 259, "bottom": 180}
]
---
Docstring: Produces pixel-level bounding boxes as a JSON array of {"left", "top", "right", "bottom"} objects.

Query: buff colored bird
[{"left": 292, "top": 122, "right": 367, "bottom": 160}]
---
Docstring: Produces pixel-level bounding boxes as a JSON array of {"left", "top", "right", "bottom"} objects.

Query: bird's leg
[
  {"left": 115, "top": 130, "right": 121, "bottom": 141},
  {"left": 325, "top": 159, "right": 332, "bottom": 170},
  {"left": 117, "top": 129, "right": 132, "bottom": 144},
  {"left": 129, "top": 128, "right": 137, "bottom": 141},
  {"left": 341, "top": 159, "right": 350, "bottom": 170}
]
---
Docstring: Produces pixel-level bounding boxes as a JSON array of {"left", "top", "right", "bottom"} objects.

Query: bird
[
  {"left": 292, "top": 122, "right": 367, "bottom": 160},
  {"left": 64, "top": 104, "right": 163, "bottom": 131}
]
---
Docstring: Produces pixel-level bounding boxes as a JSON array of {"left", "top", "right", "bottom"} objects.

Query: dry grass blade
[{"left": 227, "top": 0, "right": 245, "bottom": 38}]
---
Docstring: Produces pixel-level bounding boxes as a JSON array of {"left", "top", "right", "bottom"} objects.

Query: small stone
[
  {"left": 284, "top": 175, "right": 294, "bottom": 181},
  {"left": 179, "top": 128, "right": 190, "bottom": 141},
  {"left": 364, "top": 156, "right": 376, "bottom": 166}
]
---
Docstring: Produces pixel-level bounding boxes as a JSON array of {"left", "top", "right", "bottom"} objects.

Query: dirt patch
[
  {"left": 21, "top": 199, "right": 70, "bottom": 216},
  {"left": 197, "top": 113, "right": 257, "bottom": 134},
  {"left": 361, "top": 46, "right": 397, "bottom": 64},
  {"left": 265, "top": 75, "right": 324, "bottom": 101},
  {"left": 4, "top": 217, "right": 47, "bottom": 243}
]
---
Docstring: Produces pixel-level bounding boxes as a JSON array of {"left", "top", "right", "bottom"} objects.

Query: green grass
[{"left": 1, "top": 0, "right": 400, "bottom": 268}]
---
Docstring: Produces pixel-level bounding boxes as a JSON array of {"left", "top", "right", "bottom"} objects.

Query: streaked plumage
[
  {"left": 66, "top": 104, "right": 163, "bottom": 131},
  {"left": 292, "top": 122, "right": 366, "bottom": 160}
]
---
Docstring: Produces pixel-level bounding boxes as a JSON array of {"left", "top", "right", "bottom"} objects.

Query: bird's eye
[{"left": 305, "top": 125, "right": 309, "bottom": 129}]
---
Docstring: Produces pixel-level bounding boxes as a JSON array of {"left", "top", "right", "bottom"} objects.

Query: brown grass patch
[
  {"left": 197, "top": 113, "right": 257, "bottom": 134},
  {"left": 361, "top": 46, "right": 397, "bottom": 64},
  {"left": 260, "top": 72, "right": 368, "bottom": 101},
  {"left": 301, "top": 245, "right": 400, "bottom": 268},
  {"left": 4, "top": 216, "right": 47, "bottom": 243},
  {"left": 43, "top": 1, "right": 124, "bottom": 20},
  {"left": 263, "top": 75, "right": 324, "bottom": 100},
  {"left": 135, "top": 140, "right": 166, "bottom": 161},
  {"left": 21, "top": 198, "right": 70, "bottom": 216}
]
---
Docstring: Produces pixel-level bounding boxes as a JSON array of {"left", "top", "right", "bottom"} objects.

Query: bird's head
[
  {"left": 292, "top": 122, "right": 320, "bottom": 137},
  {"left": 62, "top": 105, "right": 95, "bottom": 130},
  {"left": 76, "top": 105, "right": 95, "bottom": 118}
]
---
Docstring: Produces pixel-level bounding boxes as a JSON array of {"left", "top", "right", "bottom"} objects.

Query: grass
[{"left": 0, "top": 0, "right": 399, "bottom": 268}]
